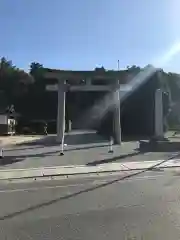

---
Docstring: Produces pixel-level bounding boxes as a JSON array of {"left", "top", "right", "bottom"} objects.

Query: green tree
[
  {"left": 30, "top": 62, "right": 43, "bottom": 78},
  {"left": 127, "top": 65, "right": 141, "bottom": 73},
  {"left": 29, "top": 62, "right": 45, "bottom": 92},
  {"left": 0, "top": 57, "right": 33, "bottom": 101}
]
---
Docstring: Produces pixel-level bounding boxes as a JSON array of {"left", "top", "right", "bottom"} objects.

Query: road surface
[
  {"left": 2, "top": 140, "right": 173, "bottom": 170},
  {"left": 0, "top": 170, "right": 180, "bottom": 239}
]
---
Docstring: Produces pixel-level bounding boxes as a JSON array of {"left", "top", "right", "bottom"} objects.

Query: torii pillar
[
  {"left": 113, "top": 79, "right": 121, "bottom": 145},
  {"left": 57, "top": 79, "right": 66, "bottom": 143}
]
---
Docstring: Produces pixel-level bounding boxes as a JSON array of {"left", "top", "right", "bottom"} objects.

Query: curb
[{"left": 0, "top": 160, "right": 180, "bottom": 180}]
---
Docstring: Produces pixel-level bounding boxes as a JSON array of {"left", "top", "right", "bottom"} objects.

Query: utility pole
[
  {"left": 113, "top": 59, "right": 121, "bottom": 145},
  {"left": 117, "top": 60, "right": 120, "bottom": 71}
]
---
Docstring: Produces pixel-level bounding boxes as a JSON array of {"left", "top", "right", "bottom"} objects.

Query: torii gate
[
  {"left": 43, "top": 68, "right": 165, "bottom": 145},
  {"left": 43, "top": 68, "right": 132, "bottom": 145}
]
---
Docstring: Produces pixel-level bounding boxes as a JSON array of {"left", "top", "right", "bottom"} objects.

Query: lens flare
[{"left": 72, "top": 41, "right": 180, "bottom": 139}]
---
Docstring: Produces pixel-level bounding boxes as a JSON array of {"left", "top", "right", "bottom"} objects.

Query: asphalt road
[{"left": 0, "top": 170, "right": 180, "bottom": 239}]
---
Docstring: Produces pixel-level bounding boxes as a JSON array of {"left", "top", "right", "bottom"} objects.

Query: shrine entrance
[{"left": 43, "top": 69, "right": 130, "bottom": 145}]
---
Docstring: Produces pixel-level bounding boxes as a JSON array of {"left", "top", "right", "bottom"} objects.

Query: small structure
[{"left": 0, "top": 113, "right": 16, "bottom": 135}]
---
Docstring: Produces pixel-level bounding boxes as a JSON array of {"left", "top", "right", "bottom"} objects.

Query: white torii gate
[
  {"left": 44, "top": 69, "right": 129, "bottom": 145},
  {"left": 44, "top": 69, "right": 164, "bottom": 145}
]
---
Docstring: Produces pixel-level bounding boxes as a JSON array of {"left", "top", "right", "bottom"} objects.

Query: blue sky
[{"left": 0, "top": 0, "right": 180, "bottom": 72}]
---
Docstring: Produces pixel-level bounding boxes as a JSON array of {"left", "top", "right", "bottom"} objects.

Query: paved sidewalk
[
  {"left": 0, "top": 131, "right": 178, "bottom": 170},
  {"left": 1, "top": 159, "right": 180, "bottom": 180},
  {"left": 0, "top": 135, "right": 46, "bottom": 147}
]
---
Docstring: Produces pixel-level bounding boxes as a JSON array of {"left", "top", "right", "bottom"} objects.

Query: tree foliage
[{"left": 0, "top": 57, "right": 33, "bottom": 102}]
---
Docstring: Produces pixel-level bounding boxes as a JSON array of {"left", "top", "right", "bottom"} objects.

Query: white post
[
  {"left": 108, "top": 136, "right": 114, "bottom": 153},
  {"left": 57, "top": 79, "right": 66, "bottom": 143},
  {"left": 155, "top": 89, "right": 163, "bottom": 139},
  {"left": 0, "top": 148, "right": 3, "bottom": 159},
  {"left": 114, "top": 79, "right": 121, "bottom": 145}
]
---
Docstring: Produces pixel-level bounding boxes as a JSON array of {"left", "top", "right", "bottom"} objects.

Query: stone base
[{"left": 139, "top": 138, "right": 180, "bottom": 152}]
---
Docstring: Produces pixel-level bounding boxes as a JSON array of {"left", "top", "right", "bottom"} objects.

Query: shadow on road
[
  {"left": 0, "top": 132, "right": 109, "bottom": 166},
  {"left": 15, "top": 135, "right": 59, "bottom": 147},
  {"left": 1, "top": 144, "right": 109, "bottom": 166},
  {"left": 0, "top": 151, "right": 60, "bottom": 166},
  {"left": 65, "top": 132, "right": 107, "bottom": 145},
  {"left": 16, "top": 132, "right": 108, "bottom": 148},
  {"left": 6, "top": 143, "right": 109, "bottom": 153}
]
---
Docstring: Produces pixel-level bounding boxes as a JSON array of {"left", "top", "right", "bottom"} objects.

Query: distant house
[
  {"left": 0, "top": 90, "right": 20, "bottom": 135},
  {"left": 0, "top": 111, "right": 16, "bottom": 135},
  {"left": 0, "top": 96, "right": 17, "bottom": 135}
]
